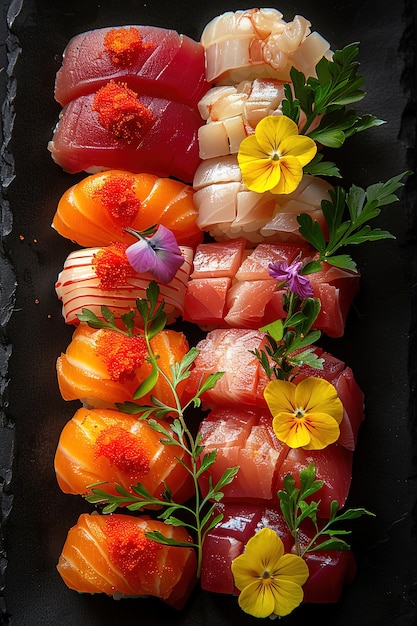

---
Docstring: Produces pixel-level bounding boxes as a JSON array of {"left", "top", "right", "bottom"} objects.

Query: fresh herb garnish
[
  {"left": 278, "top": 462, "right": 374, "bottom": 556},
  {"left": 282, "top": 43, "right": 384, "bottom": 179},
  {"left": 253, "top": 295, "right": 323, "bottom": 381},
  {"left": 298, "top": 171, "right": 409, "bottom": 272},
  {"left": 82, "top": 282, "right": 239, "bottom": 578}
]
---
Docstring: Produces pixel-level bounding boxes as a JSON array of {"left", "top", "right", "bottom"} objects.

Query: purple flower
[
  {"left": 268, "top": 259, "right": 314, "bottom": 299},
  {"left": 125, "top": 224, "right": 184, "bottom": 284}
]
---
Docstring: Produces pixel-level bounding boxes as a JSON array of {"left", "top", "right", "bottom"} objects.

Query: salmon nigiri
[
  {"left": 57, "top": 513, "right": 197, "bottom": 609},
  {"left": 52, "top": 170, "right": 203, "bottom": 249},
  {"left": 54, "top": 407, "right": 194, "bottom": 505},
  {"left": 57, "top": 324, "right": 189, "bottom": 409}
]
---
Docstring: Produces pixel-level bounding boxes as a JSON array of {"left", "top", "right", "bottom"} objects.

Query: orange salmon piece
[
  {"left": 54, "top": 407, "right": 194, "bottom": 505},
  {"left": 57, "top": 513, "right": 197, "bottom": 609},
  {"left": 56, "top": 324, "right": 189, "bottom": 409},
  {"left": 52, "top": 170, "right": 203, "bottom": 249}
]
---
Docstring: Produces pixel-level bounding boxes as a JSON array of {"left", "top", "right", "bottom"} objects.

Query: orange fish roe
[
  {"left": 105, "top": 516, "right": 162, "bottom": 579},
  {"left": 95, "top": 330, "right": 148, "bottom": 382},
  {"left": 93, "top": 243, "right": 132, "bottom": 289},
  {"left": 94, "top": 425, "right": 150, "bottom": 478},
  {"left": 92, "top": 81, "right": 155, "bottom": 143},
  {"left": 92, "top": 173, "right": 141, "bottom": 227},
  {"left": 103, "top": 27, "right": 152, "bottom": 66}
]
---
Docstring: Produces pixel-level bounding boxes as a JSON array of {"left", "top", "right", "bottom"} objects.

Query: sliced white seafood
[{"left": 201, "top": 8, "right": 330, "bottom": 84}]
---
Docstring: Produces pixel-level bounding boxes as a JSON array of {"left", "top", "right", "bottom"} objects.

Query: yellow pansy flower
[
  {"left": 231, "top": 527, "right": 309, "bottom": 618},
  {"left": 264, "top": 377, "right": 343, "bottom": 450},
  {"left": 237, "top": 115, "right": 317, "bottom": 195}
]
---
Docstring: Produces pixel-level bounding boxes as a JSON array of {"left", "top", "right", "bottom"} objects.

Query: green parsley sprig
[
  {"left": 282, "top": 43, "right": 384, "bottom": 178},
  {"left": 298, "top": 171, "right": 409, "bottom": 272},
  {"left": 252, "top": 295, "right": 323, "bottom": 381},
  {"left": 81, "top": 282, "right": 239, "bottom": 578},
  {"left": 278, "top": 462, "right": 374, "bottom": 557}
]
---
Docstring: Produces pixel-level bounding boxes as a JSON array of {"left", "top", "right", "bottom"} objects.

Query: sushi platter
[{"left": 0, "top": 0, "right": 416, "bottom": 624}]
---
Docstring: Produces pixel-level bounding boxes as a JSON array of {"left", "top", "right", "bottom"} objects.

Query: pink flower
[
  {"left": 269, "top": 259, "right": 314, "bottom": 299},
  {"left": 125, "top": 224, "right": 184, "bottom": 284}
]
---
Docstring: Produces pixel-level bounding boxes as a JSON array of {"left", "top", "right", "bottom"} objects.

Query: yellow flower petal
[
  {"left": 301, "top": 412, "right": 341, "bottom": 450},
  {"left": 296, "top": 377, "right": 343, "bottom": 425},
  {"left": 232, "top": 528, "right": 309, "bottom": 619},
  {"left": 232, "top": 528, "right": 285, "bottom": 591},
  {"left": 256, "top": 115, "right": 300, "bottom": 153},
  {"left": 270, "top": 155, "right": 303, "bottom": 194},
  {"left": 280, "top": 133, "right": 317, "bottom": 166},
  {"left": 275, "top": 553, "right": 309, "bottom": 586},
  {"left": 238, "top": 580, "right": 276, "bottom": 618},
  {"left": 264, "top": 379, "right": 297, "bottom": 415},
  {"left": 239, "top": 157, "right": 282, "bottom": 193},
  {"left": 272, "top": 412, "right": 312, "bottom": 448}
]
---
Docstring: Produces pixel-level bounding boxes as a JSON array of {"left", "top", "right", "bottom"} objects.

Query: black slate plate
[{"left": 0, "top": 1, "right": 416, "bottom": 624}]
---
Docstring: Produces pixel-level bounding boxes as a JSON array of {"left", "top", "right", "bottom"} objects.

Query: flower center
[
  {"left": 271, "top": 151, "right": 281, "bottom": 161},
  {"left": 261, "top": 570, "right": 272, "bottom": 580},
  {"left": 294, "top": 408, "right": 305, "bottom": 419}
]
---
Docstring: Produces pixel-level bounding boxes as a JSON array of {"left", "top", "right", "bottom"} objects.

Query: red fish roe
[
  {"left": 105, "top": 516, "right": 162, "bottom": 579},
  {"left": 93, "top": 243, "right": 132, "bottom": 289},
  {"left": 92, "top": 81, "right": 155, "bottom": 142},
  {"left": 103, "top": 27, "right": 152, "bottom": 66},
  {"left": 94, "top": 425, "right": 150, "bottom": 478},
  {"left": 92, "top": 174, "right": 141, "bottom": 227},
  {"left": 96, "top": 330, "right": 148, "bottom": 382}
]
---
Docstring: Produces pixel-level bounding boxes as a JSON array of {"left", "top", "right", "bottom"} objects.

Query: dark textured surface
[{"left": 0, "top": 1, "right": 416, "bottom": 624}]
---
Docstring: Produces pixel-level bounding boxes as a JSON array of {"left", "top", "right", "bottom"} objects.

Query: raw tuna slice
[
  {"left": 183, "top": 241, "right": 360, "bottom": 337},
  {"left": 197, "top": 406, "right": 353, "bottom": 516},
  {"left": 184, "top": 328, "right": 364, "bottom": 446},
  {"left": 48, "top": 88, "right": 202, "bottom": 182},
  {"left": 201, "top": 502, "right": 357, "bottom": 604},
  {"left": 54, "top": 26, "right": 210, "bottom": 108}
]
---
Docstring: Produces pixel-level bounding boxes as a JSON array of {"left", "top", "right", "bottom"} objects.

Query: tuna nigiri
[
  {"left": 57, "top": 513, "right": 197, "bottom": 609},
  {"left": 184, "top": 328, "right": 365, "bottom": 441},
  {"left": 197, "top": 407, "right": 353, "bottom": 517},
  {"left": 183, "top": 240, "right": 359, "bottom": 337},
  {"left": 200, "top": 9, "right": 331, "bottom": 84},
  {"left": 54, "top": 407, "right": 194, "bottom": 505},
  {"left": 57, "top": 324, "right": 189, "bottom": 409},
  {"left": 48, "top": 84, "right": 202, "bottom": 182},
  {"left": 201, "top": 502, "right": 356, "bottom": 603},
  {"left": 52, "top": 170, "right": 203, "bottom": 249},
  {"left": 55, "top": 244, "right": 194, "bottom": 325},
  {"left": 193, "top": 158, "right": 331, "bottom": 244},
  {"left": 54, "top": 25, "right": 210, "bottom": 108}
]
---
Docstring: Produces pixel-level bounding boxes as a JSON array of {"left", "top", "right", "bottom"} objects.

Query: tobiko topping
[
  {"left": 92, "top": 173, "right": 141, "bottom": 227},
  {"left": 94, "top": 425, "right": 151, "bottom": 478},
  {"left": 92, "top": 81, "right": 155, "bottom": 142},
  {"left": 95, "top": 330, "right": 148, "bottom": 382},
  {"left": 103, "top": 27, "right": 152, "bottom": 66},
  {"left": 93, "top": 243, "right": 132, "bottom": 289},
  {"left": 105, "top": 516, "right": 162, "bottom": 578}
]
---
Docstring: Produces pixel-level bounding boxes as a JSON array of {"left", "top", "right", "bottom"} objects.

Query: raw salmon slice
[
  {"left": 57, "top": 513, "right": 197, "bottom": 609},
  {"left": 57, "top": 324, "right": 189, "bottom": 409},
  {"left": 52, "top": 170, "right": 203, "bottom": 249},
  {"left": 54, "top": 407, "right": 194, "bottom": 505}
]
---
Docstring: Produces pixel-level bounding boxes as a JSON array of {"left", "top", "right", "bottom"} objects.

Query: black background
[{"left": 0, "top": 0, "right": 416, "bottom": 624}]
